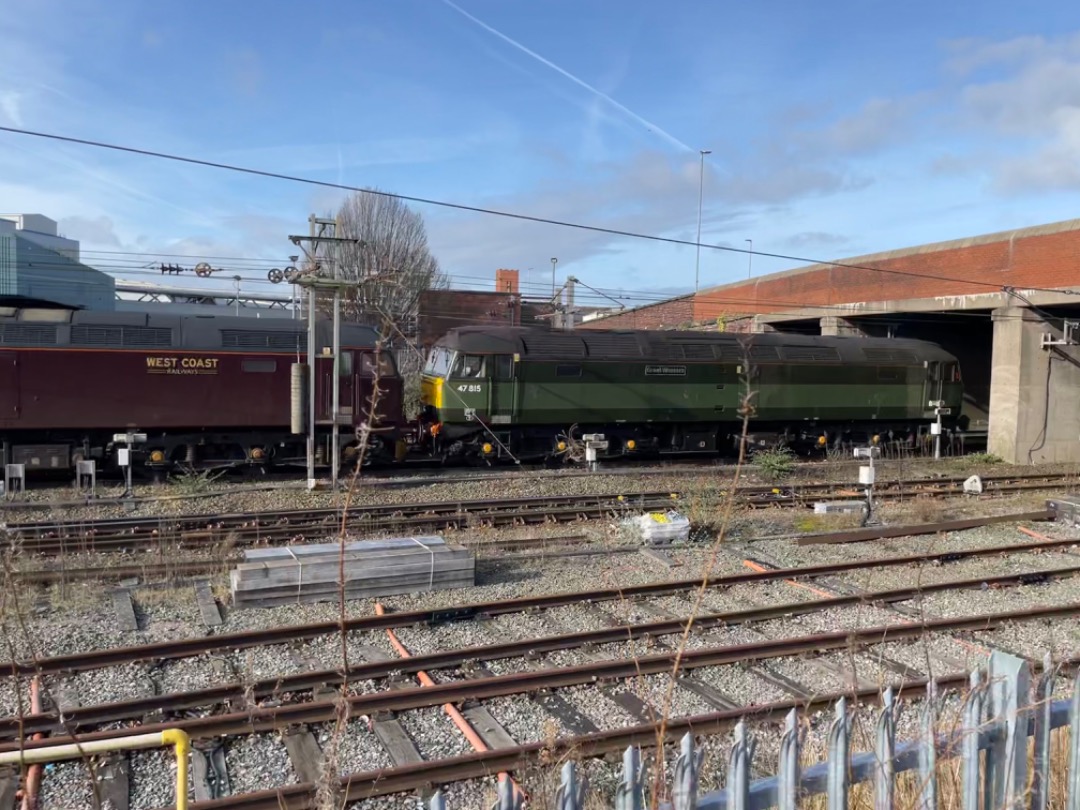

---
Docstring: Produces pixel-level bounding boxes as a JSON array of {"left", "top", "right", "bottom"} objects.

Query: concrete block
[
  {"left": 1047, "top": 495, "right": 1080, "bottom": 526},
  {"left": 813, "top": 501, "right": 865, "bottom": 515}
]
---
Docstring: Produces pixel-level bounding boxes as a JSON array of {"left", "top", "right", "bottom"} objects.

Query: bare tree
[{"left": 326, "top": 189, "right": 446, "bottom": 326}]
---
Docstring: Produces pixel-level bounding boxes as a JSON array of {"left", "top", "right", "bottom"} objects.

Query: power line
[{"left": 3, "top": 124, "right": 1076, "bottom": 299}]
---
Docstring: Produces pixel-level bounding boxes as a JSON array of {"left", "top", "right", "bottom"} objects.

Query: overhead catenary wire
[{"left": 4, "top": 125, "right": 1080, "bottom": 301}]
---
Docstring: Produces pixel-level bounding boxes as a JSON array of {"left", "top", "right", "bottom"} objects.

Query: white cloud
[{"left": 0, "top": 91, "right": 24, "bottom": 127}]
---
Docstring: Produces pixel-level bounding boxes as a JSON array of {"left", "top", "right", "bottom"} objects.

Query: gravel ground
[
  {"left": 396, "top": 706, "right": 475, "bottom": 760},
  {"left": 224, "top": 733, "right": 297, "bottom": 795},
  {"left": 37, "top": 760, "right": 96, "bottom": 809},
  {"left": 324, "top": 718, "right": 396, "bottom": 776},
  {"left": 9, "top": 486, "right": 1080, "bottom": 808},
  {"left": 130, "top": 748, "right": 197, "bottom": 809}
]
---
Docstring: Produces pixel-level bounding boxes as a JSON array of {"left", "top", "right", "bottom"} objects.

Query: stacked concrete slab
[{"left": 230, "top": 536, "right": 474, "bottom": 608}]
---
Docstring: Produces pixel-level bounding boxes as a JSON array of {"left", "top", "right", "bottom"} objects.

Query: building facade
[{"left": 0, "top": 215, "right": 115, "bottom": 310}]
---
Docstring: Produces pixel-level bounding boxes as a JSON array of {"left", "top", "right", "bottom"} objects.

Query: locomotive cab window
[
  {"left": 339, "top": 351, "right": 353, "bottom": 377},
  {"left": 379, "top": 351, "right": 397, "bottom": 377},
  {"left": 452, "top": 354, "right": 486, "bottom": 378},
  {"left": 425, "top": 347, "right": 453, "bottom": 376},
  {"left": 494, "top": 355, "right": 514, "bottom": 380},
  {"left": 556, "top": 363, "right": 581, "bottom": 377},
  {"left": 360, "top": 352, "right": 396, "bottom": 377}
]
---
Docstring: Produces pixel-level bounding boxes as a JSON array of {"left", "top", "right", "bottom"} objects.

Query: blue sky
[{"left": 4, "top": 1, "right": 1080, "bottom": 309}]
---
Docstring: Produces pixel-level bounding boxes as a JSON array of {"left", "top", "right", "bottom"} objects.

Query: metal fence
[{"left": 425, "top": 651, "right": 1080, "bottom": 810}]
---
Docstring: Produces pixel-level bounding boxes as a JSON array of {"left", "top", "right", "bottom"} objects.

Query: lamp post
[
  {"left": 550, "top": 257, "right": 558, "bottom": 296},
  {"left": 745, "top": 239, "right": 753, "bottom": 279},
  {"left": 694, "top": 149, "right": 711, "bottom": 293}
]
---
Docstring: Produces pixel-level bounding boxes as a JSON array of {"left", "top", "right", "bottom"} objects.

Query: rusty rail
[
  {"left": 3, "top": 601, "right": 1077, "bottom": 754},
  {"left": 3, "top": 561, "right": 1078, "bottom": 738},
  {"left": 0, "top": 528, "right": 1066, "bottom": 678}
]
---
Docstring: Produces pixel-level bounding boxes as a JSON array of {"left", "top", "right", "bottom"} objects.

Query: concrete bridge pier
[{"left": 989, "top": 306, "right": 1080, "bottom": 464}]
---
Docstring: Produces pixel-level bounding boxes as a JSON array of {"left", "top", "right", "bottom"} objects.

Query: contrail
[{"left": 442, "top": 0, "right": 695, "bottom": 154}]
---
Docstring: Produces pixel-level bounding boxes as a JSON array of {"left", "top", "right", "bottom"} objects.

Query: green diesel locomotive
[{"left": 419, "top": 326, "right": 964, "bottom": 461}]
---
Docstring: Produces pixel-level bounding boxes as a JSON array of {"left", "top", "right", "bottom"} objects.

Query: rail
[
  {"left": 0, "top": 529, "right": 1067, "bottom": 678},
  {"left": 1, "top": 560, "right": 1078, "bottom": 738},
  {"left": 147, "top": 651, "right": 1080, "bottom": 809},
  {"left": 5, "top": 603, "right": 1080, "bottom": 753},
  {"left": 457, "top": 651, "right": 1078, "bottom": 810}
]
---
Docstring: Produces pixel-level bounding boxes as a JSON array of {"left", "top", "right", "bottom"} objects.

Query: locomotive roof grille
[{"left": 434, "top": 325, "right": 959, "bottom": 365}]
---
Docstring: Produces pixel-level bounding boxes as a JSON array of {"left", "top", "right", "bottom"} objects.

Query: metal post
[
  {"left": 564, "top": 275, "right": 575, "bottom": 331},
  {"left": 934, "top": 409, "right": 942, "bottom": 460},
  {"left": 695, "top": 149, "right": 711, "bottom": 293},
  {"left": 331, "top": 222, "right": 341, "bottom": 492},
  {"left": 550, "top": 257, "right": 558, "bottom": 297},
  {"left": 307, "top": 218, "right": 317, "bottom": 490},
  {"left": 746, "top": 238, "right": 753, "bottom": 279},
  {"left": 125, "top": 430, "right": 134, "bottom": 499}
]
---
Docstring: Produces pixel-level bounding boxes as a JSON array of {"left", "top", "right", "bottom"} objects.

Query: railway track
[
  {"left": 177, "top": 652, "right": 1067, "bottom": 810},
  {"left": 3, "top": 472, "right": 1074, "bottom": 555},
  {"left": 5, "top": 519, "right": 1076, "bottom": 808},
  {"left": 1, "top": 530, "right": 1068, "bottom": 677},
  {"left": 2, "top": 559, "right": 1077, "bottom": 739},
  {"left": 2, "top": 600, "right": 1076, "bottom": 762}
]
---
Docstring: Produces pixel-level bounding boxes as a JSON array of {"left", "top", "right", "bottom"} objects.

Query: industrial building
[{"left": 0, "top": 214, "right": 115, "bottom": 310}]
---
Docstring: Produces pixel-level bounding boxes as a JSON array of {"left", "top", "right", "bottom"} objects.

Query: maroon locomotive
[{"left": 0, "top": 308, "right": 404, "bottom": 474}]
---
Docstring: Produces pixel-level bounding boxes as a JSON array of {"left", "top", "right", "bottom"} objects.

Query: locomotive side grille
[
  {"left": 0, "top": 323, "right": 58, "bottom": 346},
  {"left": 221, "top": 329, "right": 307, "bottom": 351},
  {"left": 70, "top": 326, "right": 173, "bottom": 348},
  {"left": 863, "top": 347, "right": 919, "bottom": 364},
  {"left": 122, "top": 327, "right": 173, "bottom": 347},
  {"left": 780, "top": 346, "right": 841, "bottom": 362}
]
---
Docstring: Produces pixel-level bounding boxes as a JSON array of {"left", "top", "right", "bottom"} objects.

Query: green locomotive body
[{"left": 419, "top": 326, "right": 964, "bottom": 461}]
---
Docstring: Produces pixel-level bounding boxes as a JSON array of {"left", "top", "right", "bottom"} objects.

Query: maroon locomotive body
[{"left": 0, "top": 308, "right": 404, "bottom": 473}]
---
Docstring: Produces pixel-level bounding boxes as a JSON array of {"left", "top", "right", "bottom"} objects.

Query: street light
[
  {"left": 694, "top": 149, "right": 712, "bottom": 293},
  {"left": 551, "top": 257, "right": 558, "bottom": 296},
  {"left": 745, "top": 239, "right": 753, "bottom": 279}
]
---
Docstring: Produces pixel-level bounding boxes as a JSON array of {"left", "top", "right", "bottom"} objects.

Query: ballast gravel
[{"left": 224, "top": 733, "right": 298, "bottom": 796}]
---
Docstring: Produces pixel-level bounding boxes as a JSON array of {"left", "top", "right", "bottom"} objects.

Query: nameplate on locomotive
[
  {"left": 645, "top": 365, "right": 686, "bottom": 377},
  {"left": 145, "top": 356, "right": 220, "bottom": 375}
]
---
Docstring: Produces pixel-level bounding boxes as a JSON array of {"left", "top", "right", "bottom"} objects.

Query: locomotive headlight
[
  {"left": 149, "top": 450, "right": 165, "bottom": 463},
  {"left": 250, "top": 447, "right": 265, "bottom": 460},
  {"left": 556, "top": 440, "right": 567, "bottom": 452},
  {"left": 872, "top": 434, "right": 880, "bottom": 445},
  {"left": 817, "top": 435, "right": 827, "bottom": 446},
  {"left": 482, "top": 442, "right": 493, "bottom": 454},
  {"left": 626, "top": 439, "right": 637, "bottom": 451}
]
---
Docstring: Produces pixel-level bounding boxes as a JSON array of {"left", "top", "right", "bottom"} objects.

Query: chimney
[{"left": 495, "top": 268, "right": 519, "bottom": 295}]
